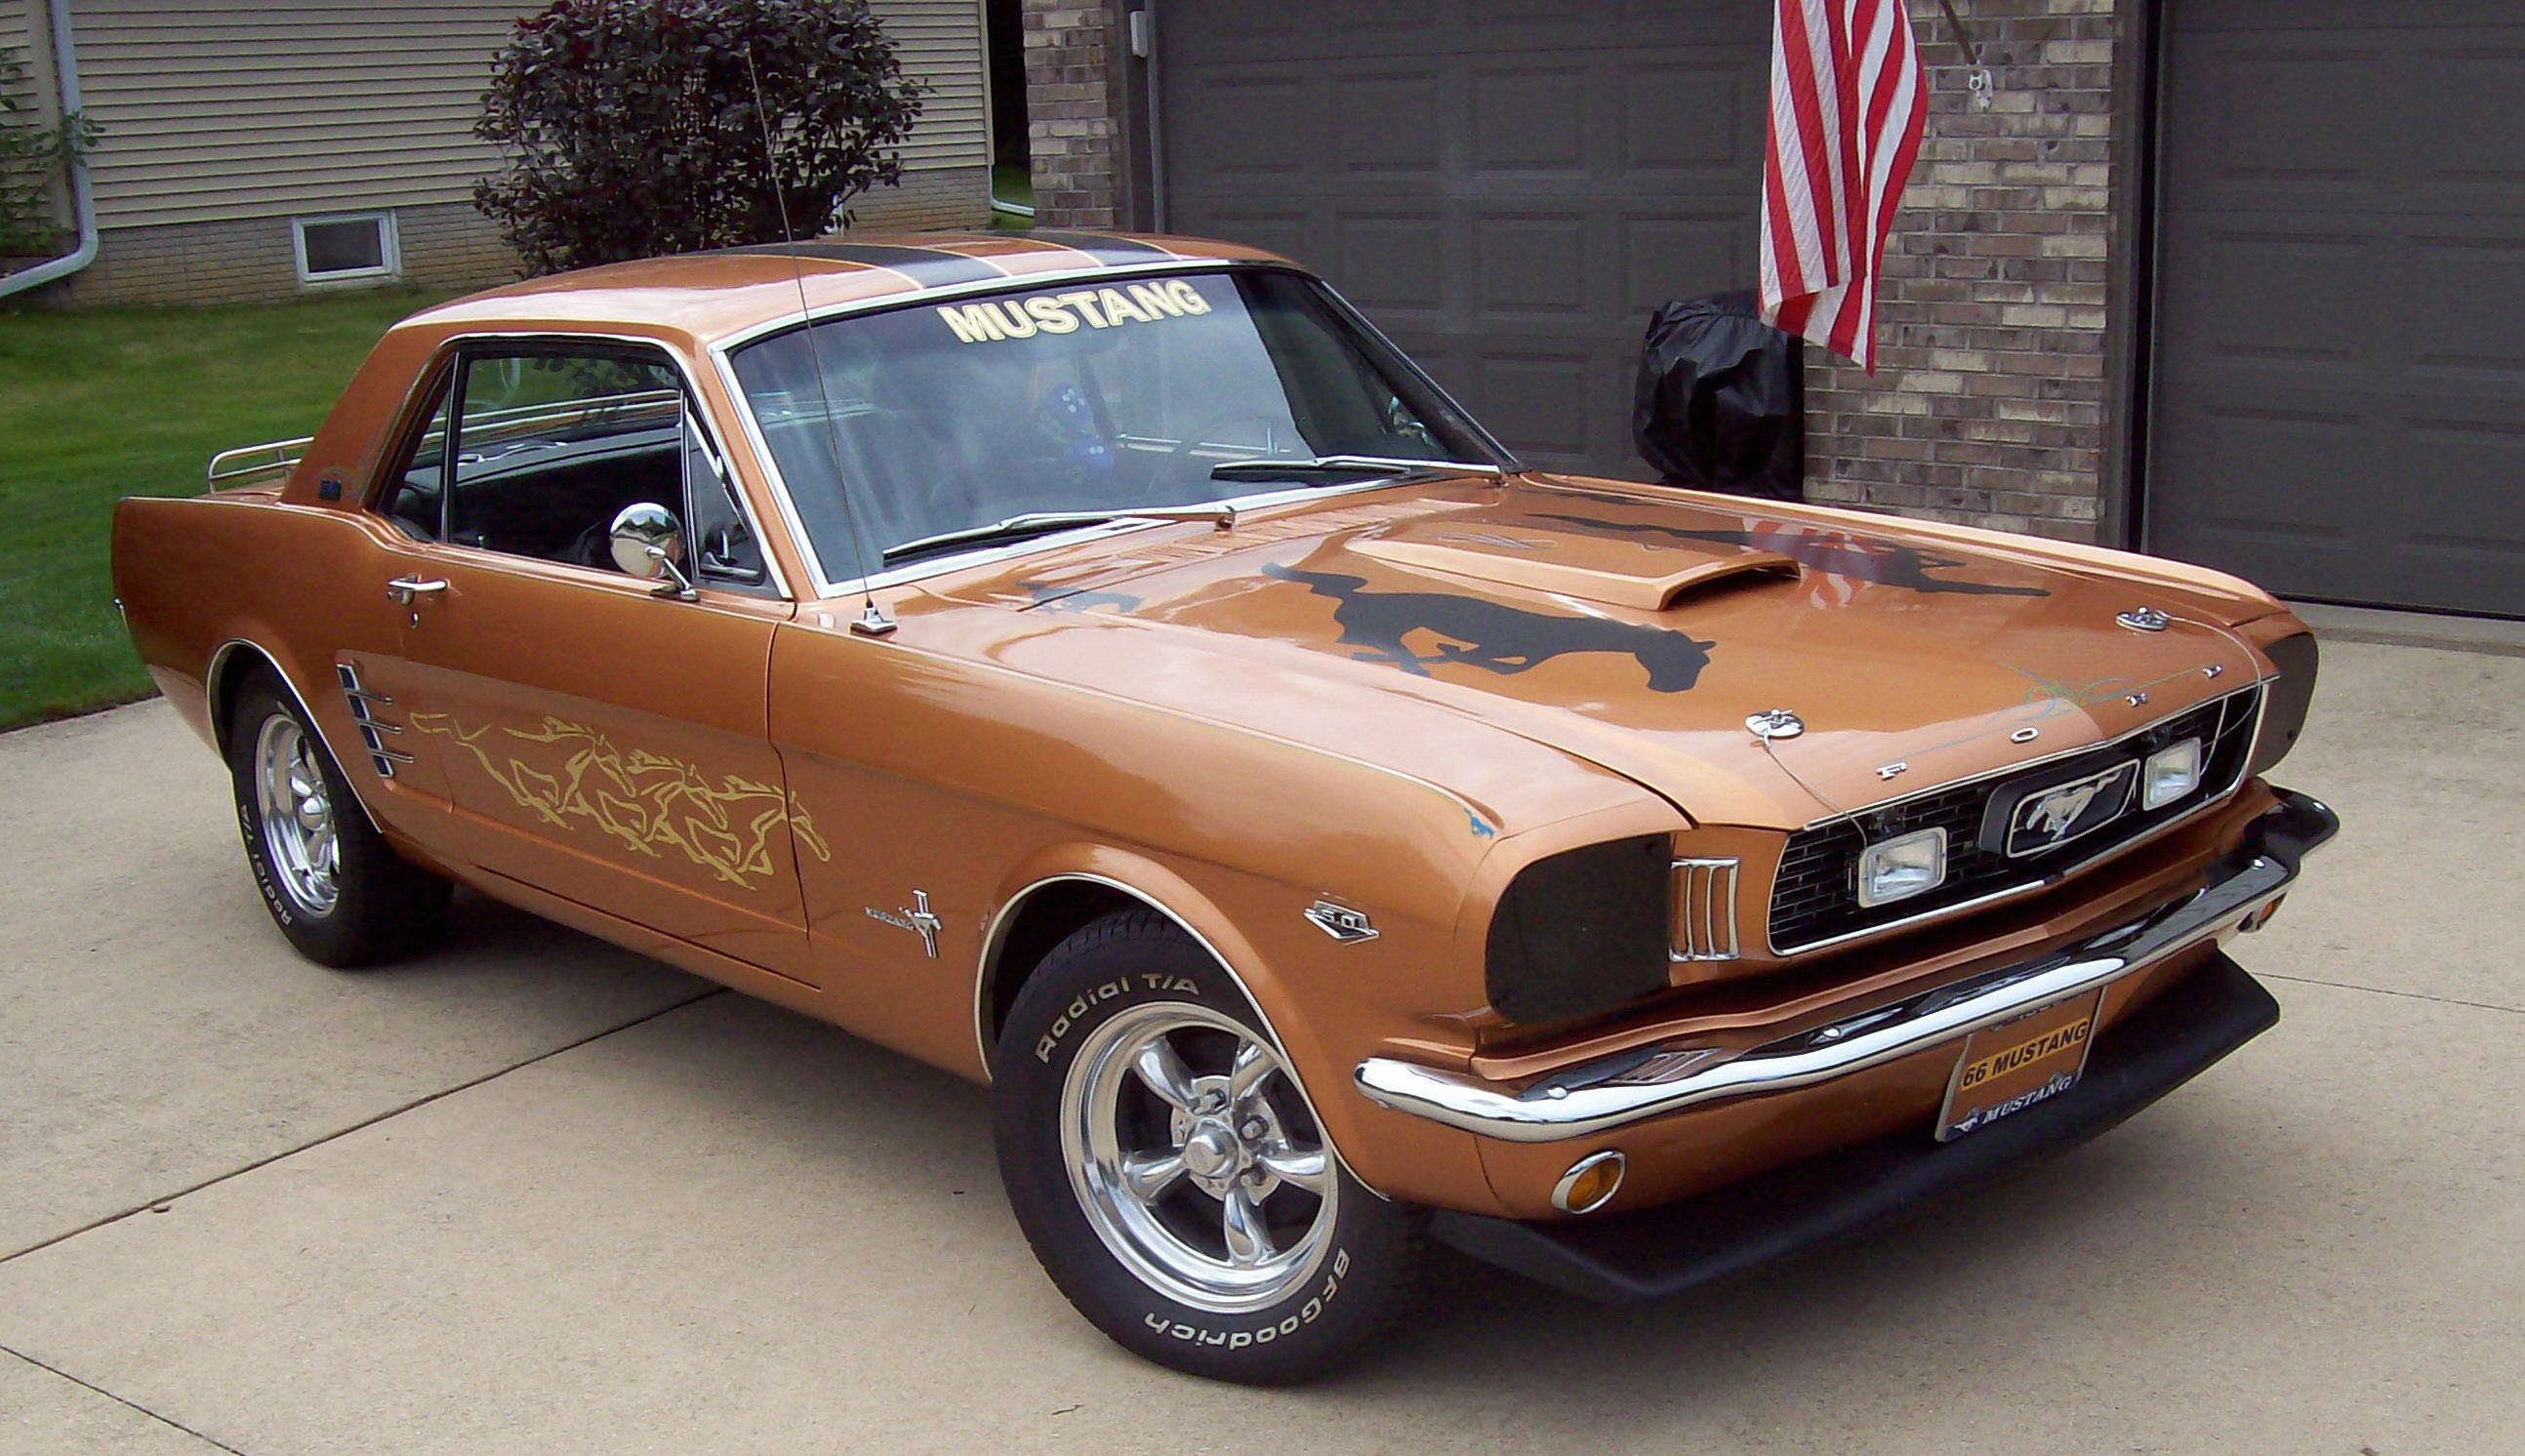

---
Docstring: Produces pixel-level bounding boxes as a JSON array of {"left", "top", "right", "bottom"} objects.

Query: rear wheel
[
  {"left": 994, "top": 909, "right": 1425, "bottom": 1383},
  {"left": 225, "top": 667, "right": 449, "bottom": 967}
]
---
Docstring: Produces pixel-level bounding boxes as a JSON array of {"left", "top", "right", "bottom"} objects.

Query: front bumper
[
  {"left": 1355, "top": 789, "right": 2338, "bottom": 1143},
  {"left": 1425, "top": 950, "right": 2282, "bottom": 1302}
]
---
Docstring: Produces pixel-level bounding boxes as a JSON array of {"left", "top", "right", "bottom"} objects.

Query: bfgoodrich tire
[
  {"left": 993, "top": 909, "right": 1425, "bottom": 1384},
  {"left": 224, "top": 667, "right": 450, "bottom": 968}
]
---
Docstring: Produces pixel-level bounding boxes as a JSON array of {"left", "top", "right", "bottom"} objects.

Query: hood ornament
[
  {"left": 2116, "top": 606, "right": 2170, "bottom": 632},
  {"left": 1746, "top": 708, "right": 1805, "bottom": 741}
]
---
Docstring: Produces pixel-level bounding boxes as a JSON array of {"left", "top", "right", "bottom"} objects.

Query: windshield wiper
[
  {"left": 1207, "top": 454, "right": 1504, "bottom": 484},
  {"left": 880, "top": 504, "right": 1238, "bottom": 564}
]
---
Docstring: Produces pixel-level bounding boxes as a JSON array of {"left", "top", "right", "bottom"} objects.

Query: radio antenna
[{"left": 745, "top": 43, "right": 893, "bottom": 636}]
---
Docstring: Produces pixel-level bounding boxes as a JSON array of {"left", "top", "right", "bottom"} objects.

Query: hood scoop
[{"left": 1346, "top": 525, "right": 1801, "bottom": 611}]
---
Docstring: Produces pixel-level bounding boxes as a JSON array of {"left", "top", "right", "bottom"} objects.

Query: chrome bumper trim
[{"left": 1354, "top": 790, "right": 2336, "bottom": 1144}]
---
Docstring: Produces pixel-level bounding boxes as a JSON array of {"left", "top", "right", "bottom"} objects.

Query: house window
[{"left": 292, "top": 211, "right": 401, "bottom": 284}]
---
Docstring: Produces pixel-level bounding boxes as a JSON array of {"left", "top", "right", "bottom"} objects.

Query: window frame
[
  {"left": 292, "top": 210, "right": 403, "bottom": 286},
  {"left": 362, "top": 333, "right": 791, "bottom": 600}
]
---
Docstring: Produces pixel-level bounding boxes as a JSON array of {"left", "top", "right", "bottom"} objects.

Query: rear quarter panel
[{"left": 110, "top": 492, "right": 451, "bottom": 850}]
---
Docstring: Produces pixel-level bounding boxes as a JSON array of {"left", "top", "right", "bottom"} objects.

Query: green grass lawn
[{"left": 0, "top": 287, "right": 449, "bottom": 729}]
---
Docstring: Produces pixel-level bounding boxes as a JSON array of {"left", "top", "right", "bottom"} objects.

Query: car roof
[{"left": 405, "top": 231, "right": 1293, "bottom": 349}]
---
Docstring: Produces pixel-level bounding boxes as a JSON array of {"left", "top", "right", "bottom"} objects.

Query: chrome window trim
[
  {"left": 380, "top": 328, "right": 794, "bottom": 602},
  {"left": 704, "top": 260, "right": 1517, "bottom": 601},
  {"left": 970, "top": 870, "right": 1385, "bottom": 1200},
  {"left": 1767, "top": 683, "right": 2268, "bottom": 958}
]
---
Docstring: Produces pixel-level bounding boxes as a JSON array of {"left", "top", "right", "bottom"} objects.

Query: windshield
[{"left": 727, "top": 267, "right": 1495, "bottom": 578}]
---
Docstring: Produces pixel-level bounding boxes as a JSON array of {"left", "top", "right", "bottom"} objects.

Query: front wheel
[{"left": 993, "top": 910, "right": 1425, "bottom": 1384}]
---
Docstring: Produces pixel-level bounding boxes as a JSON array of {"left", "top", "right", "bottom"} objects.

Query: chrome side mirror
[{"left": 609, "top": 502, "right": 696, "bottom": 600}]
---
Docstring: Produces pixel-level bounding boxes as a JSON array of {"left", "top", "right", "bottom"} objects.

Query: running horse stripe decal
[
  {"left": 411, "top": 714, "right": 830, "bottom": 887},
  {"left": 1263, "top": 563, "right": 1716, "bottom": 693}
]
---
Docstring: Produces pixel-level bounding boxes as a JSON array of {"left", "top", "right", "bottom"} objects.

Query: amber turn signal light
[{"left": 1551, "top": 1150, "right": 1627, "bottom": 1215}]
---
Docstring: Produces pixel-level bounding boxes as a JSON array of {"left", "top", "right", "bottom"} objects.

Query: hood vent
[{"left": 1346, "top": 536, "right": 1799, "bottom": 611}]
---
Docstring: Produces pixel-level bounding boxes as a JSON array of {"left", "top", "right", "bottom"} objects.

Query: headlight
[
  {"left": 1486, "top": 835, "right": 1671, "bottom": 1025},
  {"left": 1856, "top": 828, "right": 1946, "bottom": 908},
  {"left": 2142, "top": 737, "right": 2204, "bottom": 810}
]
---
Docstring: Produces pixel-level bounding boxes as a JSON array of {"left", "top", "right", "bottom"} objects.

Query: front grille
[{"left": 1768, "top": 685, "right": 2262, "bottom": 953}]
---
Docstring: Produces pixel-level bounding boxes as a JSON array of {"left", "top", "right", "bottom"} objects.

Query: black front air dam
[{"left": 1429, "top": 950, "right": 2280, "bottom": 1304}]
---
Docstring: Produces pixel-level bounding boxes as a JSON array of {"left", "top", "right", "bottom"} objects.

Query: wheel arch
[
  {"left": 205, "top": 637, "right": 384, "bottom": 834},
  {"left": 973, "top": 861, "right": 1388, "bottom": 1199}
]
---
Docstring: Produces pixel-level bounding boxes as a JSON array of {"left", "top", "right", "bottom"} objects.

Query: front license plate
[{"left": 1935, "top": 988, "right": 2104, "bottom": 1142}]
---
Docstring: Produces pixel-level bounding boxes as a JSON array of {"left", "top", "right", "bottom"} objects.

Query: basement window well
[{"left": 292, "top": 211, "right": 400, "bottom": 284}]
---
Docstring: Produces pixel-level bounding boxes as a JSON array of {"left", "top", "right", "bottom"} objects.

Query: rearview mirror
[{"left": 610, "top": 503, "right": 695, "bottom": 599}]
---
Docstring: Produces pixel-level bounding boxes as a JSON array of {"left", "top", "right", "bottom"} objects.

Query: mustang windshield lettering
[
  {"left": 113, "top": 232, "right": 2333, "bottom": 1384},
  {"left": 727, "top": 267, "right": 1489, "bottom": 585}
]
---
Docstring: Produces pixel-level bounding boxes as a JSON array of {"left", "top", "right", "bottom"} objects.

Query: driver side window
[{"left": 442, "top": 347, "right": 687, "bottom": 570}]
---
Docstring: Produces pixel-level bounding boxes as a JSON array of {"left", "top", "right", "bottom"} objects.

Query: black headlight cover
[
  {"left": 1484, "top": 834, "right": 1672, "bottom": 1025},
  {"left": 2247, "top": 631, "right": 2319, "bottom": 779}
]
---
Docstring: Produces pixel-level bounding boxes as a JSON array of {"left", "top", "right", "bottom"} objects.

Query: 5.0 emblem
[{"left": 1303, "top": 901, "right": 1377, "bottom": 944}]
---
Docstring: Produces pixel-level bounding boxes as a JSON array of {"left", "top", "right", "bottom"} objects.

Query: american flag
[{"left": 1759, "top": 0, "right": 1930, "bottom": 371}]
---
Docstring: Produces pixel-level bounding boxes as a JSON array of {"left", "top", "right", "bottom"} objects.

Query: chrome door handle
[{"left": 387, "top": 575, "right": 448, "bottom": 605}]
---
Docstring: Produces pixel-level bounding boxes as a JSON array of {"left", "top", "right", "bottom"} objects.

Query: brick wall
[
  {"left": 846, "top": 164, "right": 994, "bottom": 234},
  {"left": 399, "top": 202, "right": 518, "bottom": 292},
  {"left": 1803, "top": 0, "right": 2119, "bottom": 542},
  {"left": 1020, "top": 0, "right": 1123, "bottom": 228},
  {"left": 60, "top": 202, "right": 518, "bottom": 306}
]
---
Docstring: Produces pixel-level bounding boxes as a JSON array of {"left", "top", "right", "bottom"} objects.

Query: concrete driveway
[{"left": 3, "top": 639, "right": 2518, "bottom": 1454}]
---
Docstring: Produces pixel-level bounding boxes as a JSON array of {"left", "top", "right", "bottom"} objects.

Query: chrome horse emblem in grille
[
  {"left": 2022, "top": 783, "right": 2104, "bottom": 841},
  {"left": 2004, "top": 760, "right": 2138, "bottom": 857}
]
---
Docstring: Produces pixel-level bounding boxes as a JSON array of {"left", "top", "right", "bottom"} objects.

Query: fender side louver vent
[{"left": 335, "top": 662, "right": 413, "bottom": 779}]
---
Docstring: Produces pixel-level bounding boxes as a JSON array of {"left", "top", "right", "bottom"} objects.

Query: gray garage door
[
  {"left": 2151, "top": 0, "right": 2525, "bottom": 616},
  {"left": 1153, "top": 1, "right": 1767, "bottom": 479}
]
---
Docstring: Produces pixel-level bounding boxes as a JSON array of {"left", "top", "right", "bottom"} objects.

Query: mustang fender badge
[
  {"left": 867, "top": 891, "right": 944, "bottom": 957},
  {"left": 1303, "top": 900, "right": 1377, "bottom": 944}
]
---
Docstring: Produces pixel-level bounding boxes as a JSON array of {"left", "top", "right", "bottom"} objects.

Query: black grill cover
[{"left": 1632, "top": 290, "right": 1804, "bottom": 501}]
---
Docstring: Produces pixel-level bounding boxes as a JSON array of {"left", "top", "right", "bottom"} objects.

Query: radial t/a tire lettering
[
  {"left": 224, "top": 666, "right": 450, "bottom": 968},
  {"left": 993, "top": 909, "right": 1426, "bottom": 1384}
]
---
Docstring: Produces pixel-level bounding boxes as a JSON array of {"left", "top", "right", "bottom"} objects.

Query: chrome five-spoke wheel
[
  {"left": 254, "top": 711, "right": 339, "bottom": 918},
  {"left": 1061, "top": 1001, "right": 1337, "bottom": 1314}
]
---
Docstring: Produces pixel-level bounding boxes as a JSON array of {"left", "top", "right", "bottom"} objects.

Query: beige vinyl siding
[
  {"left": 882, "top": 0, "right": 986, "bottom": 173},
  {"left": 70, "top": 0, "right": 985, "bottom": 230},
  {"left": 2, "top": 0, "right": 56, "bottom": 120},
  {"left": 72, "top": 1, "right": 519, "bottom": 228}
]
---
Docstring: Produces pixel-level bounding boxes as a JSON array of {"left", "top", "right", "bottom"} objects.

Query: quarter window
[{"left": 377, "top": 376, "right": 452, "bottom": 542}]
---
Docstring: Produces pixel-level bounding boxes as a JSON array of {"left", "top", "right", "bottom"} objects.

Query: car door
[{"left": 373, "top": 339, "right": 813, "bottom": 984}]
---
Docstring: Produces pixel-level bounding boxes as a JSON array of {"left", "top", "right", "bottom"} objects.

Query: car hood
[{"left": 902, "top": 473, "right": 2275, "bottom": 832}]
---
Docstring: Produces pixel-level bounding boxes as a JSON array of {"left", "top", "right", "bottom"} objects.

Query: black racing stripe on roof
[
  {"left": 719, "top": 241, "right": 1010, "bottom": 286},
  {"left": 1028, "top": 231, "right": 1180, "bottom": 263}
]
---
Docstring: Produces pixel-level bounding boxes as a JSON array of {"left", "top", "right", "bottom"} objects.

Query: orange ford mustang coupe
[{"left": 113, "top": 231, "right": 2333, "bottom": 1383}]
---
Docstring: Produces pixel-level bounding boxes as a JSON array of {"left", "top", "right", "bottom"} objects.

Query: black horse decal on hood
[{"left": 1262, "top": 563, "right": 1716, "bottom": 693}]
